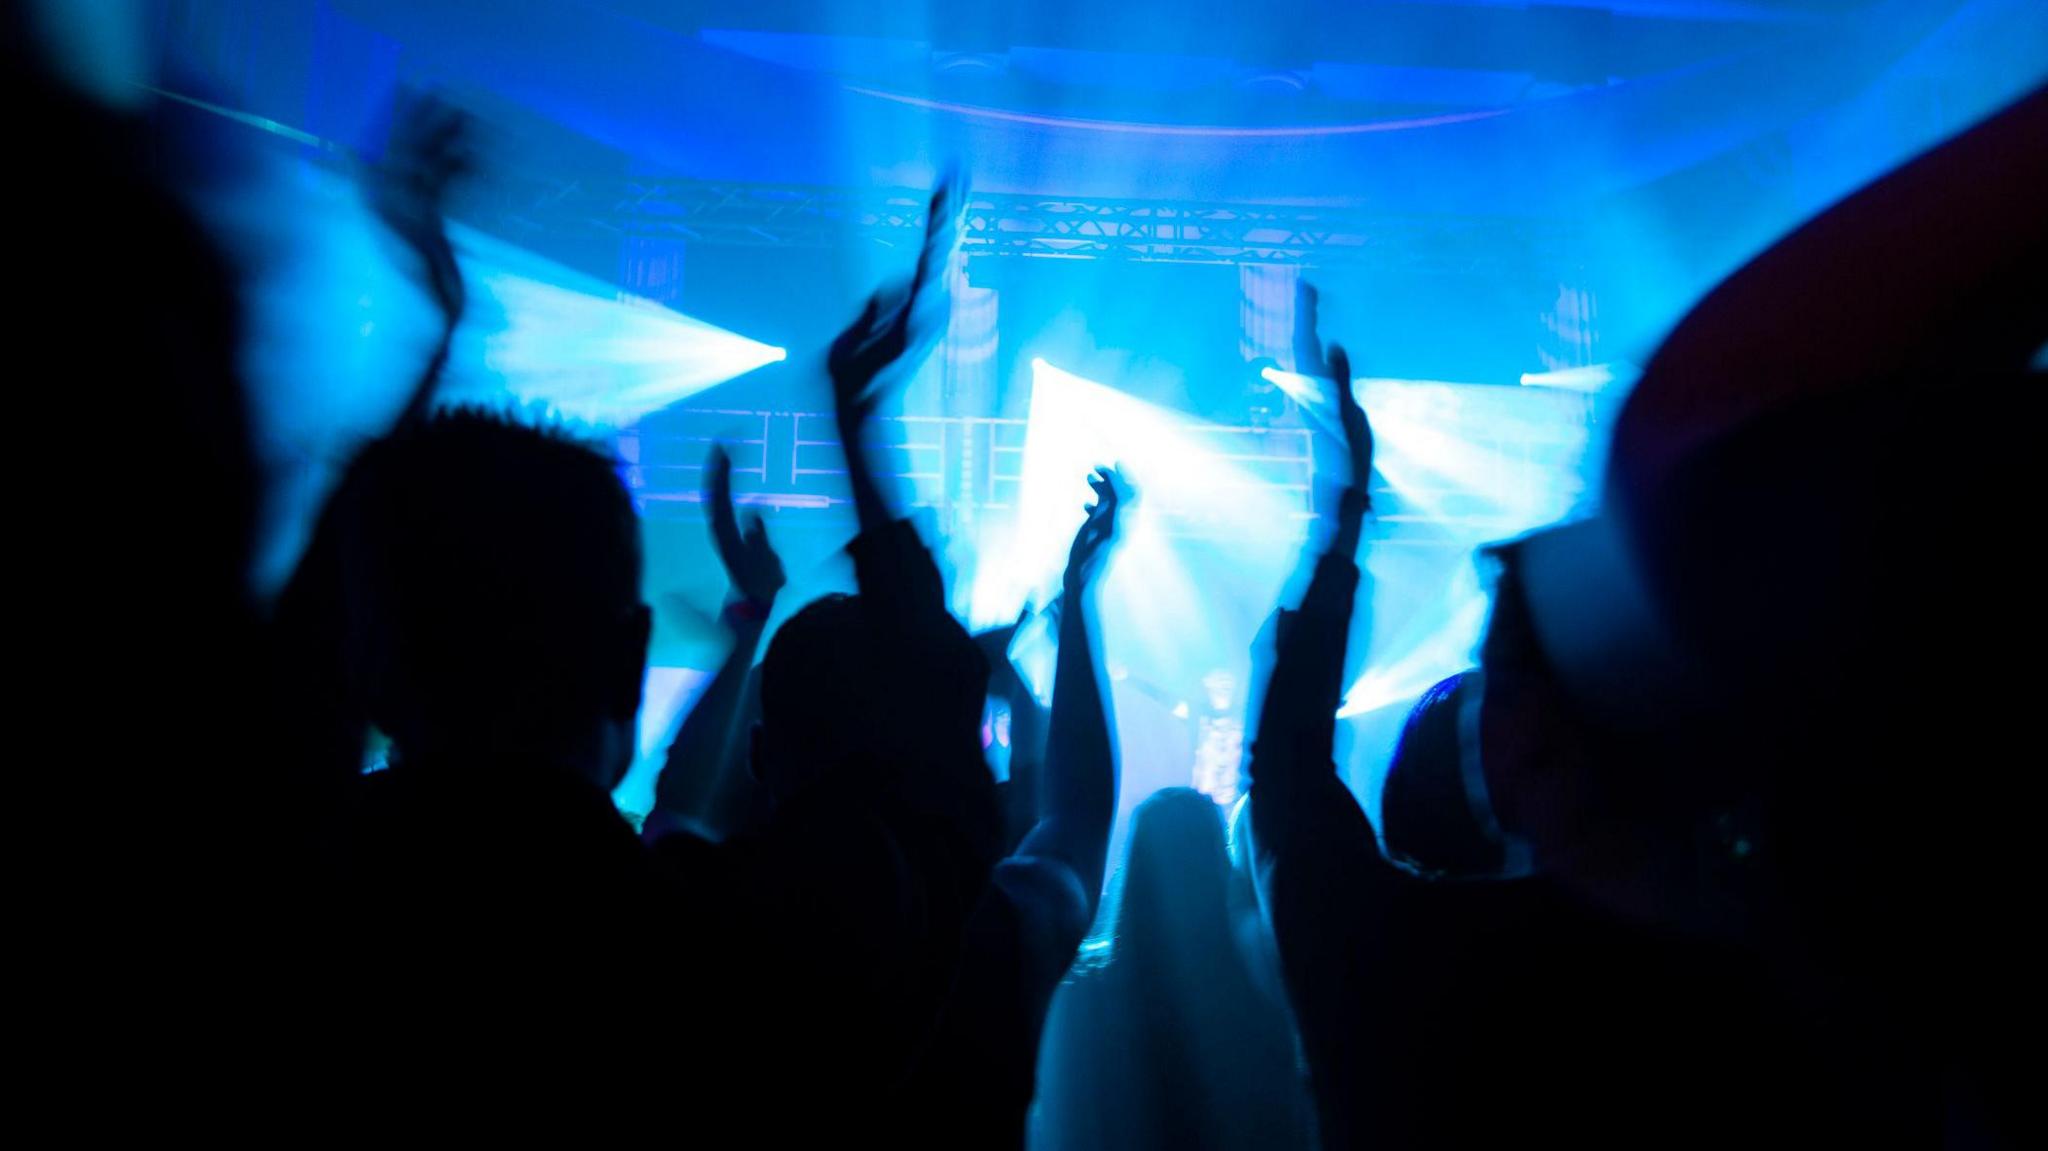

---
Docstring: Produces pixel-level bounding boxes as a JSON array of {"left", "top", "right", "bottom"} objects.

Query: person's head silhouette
[
  {"left": 1116, "top": 787, "right": 1233, "bottom": 961},
  {"left": 1382, "top": 671, "right": 1524, "bottom": 880},
  {"left": 343, "top": 408, "right": 650, "bottom": 790},
  {"left": 753, "top": 590, "right": 990, "bottom": 804}
]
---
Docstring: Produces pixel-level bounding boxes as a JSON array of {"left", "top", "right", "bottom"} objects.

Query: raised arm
[
  {"left": 1245, "top": 306, "right": 1405, "bottom": 1149},
  {"left": 1252, "top": 277, "right": 1373, "bottom": 788},
  {"left": 645, "top": 444, "right": 784, "bottom": 841},
  {"left": 1019, "top": 468, "right": 1128, "bottom": 911},
  {"left": 272, "top": 94, "right": 474, "bottom": 788},
  {"left": 1251, "top": 339, "right": 1369, "bottom": 790},
  {"left": 828, "top": 176, "right": 961, "bottom": 538},
  {"left": 732, "top": 175, "right": 999, "bottom": 1099},
  {"left": 365, "top": 90, "right": 471, "bottom": 427},
  {"left": 823, "top": 175, "right": 989, "bottom": 786}
]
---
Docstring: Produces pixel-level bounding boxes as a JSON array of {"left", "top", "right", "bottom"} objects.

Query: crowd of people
[{"left": 14, "top": 16, "right": 2040, "bottom": 1145}]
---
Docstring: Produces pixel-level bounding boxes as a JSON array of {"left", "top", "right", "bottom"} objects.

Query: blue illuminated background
[{"left": 73, "top": 0, "right": 2046, "bottom": 825}]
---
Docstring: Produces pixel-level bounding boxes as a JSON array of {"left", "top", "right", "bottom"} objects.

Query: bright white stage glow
[
  {"left": 218, "top": 157, "right": 784, "bottom": 596},
  {"left": 982, "top": 359, "right": 1311, "bottom": 816},
  {"left": 1261, "top": 365, "right": 1327, "bottom": 406},
  {"left": 1339, "top": 379, "right": 1600, "bottom": 719},
  {"left": 973, "top": 361, "right": 1599, "bottom": 811},
  {"left": 1518, "top": 363, "right": 1635, "bottom": 392},
  {"left": 450, "top": 226, "right": 786, "bottom": 428},
  {"left": 974, "top": 358, "right": 1306, "bottom": 636},
  {"left": 1253, "top": 369, "right": 1599, "bottom": 724}
]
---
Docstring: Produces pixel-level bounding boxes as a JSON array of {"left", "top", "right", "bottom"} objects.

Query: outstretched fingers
[
  {"left": 706, "top": 444, "right": 744, "bottom": 563},
  {"left": 1328, "top": 344, "right": 1372, "bottom": 492}
]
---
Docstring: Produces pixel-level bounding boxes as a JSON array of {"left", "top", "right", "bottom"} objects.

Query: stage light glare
[
  {"left": 1517, "top": 363, "right": 1628, "bottom": 392},
  {"left": 970, "top": 358, "right": 1307, "bottom": 631},
  {"left": 1333, "top": 379, "right": 1601, "bottom": 767},
  {"left": 452, "top": 227, "right": 785, "bottom": 428},
  {"left": 967, "top": 355, "right": 1312, "bottom": 749},
  {"left": 1261, "top": 366, "right": 1327, "bottom": 406}
]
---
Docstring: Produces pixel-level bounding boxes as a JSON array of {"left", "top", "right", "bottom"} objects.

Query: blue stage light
[{"left": 447, "top": 227, "right": 787, "bottom": 428}]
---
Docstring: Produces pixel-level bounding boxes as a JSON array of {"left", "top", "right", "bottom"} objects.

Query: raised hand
[
  {"left": 648, "top": 445, "right": 782, "bottom": 838},
  {"left": 830, "top": 171, "right": 966, "bottom": 533},
  {"left": 367, "top": 89, "right": 475, "bottom": 426},
  {"left": 1293, "top": 280, "right": 1330, "bottom": 380},
  {"left": 706, "top": 443, "right": 785, "bottom": 611},
  {"left": 1327, "top": 344, "right": 1372, "bottom": 494},
  {"left": 1325, "top": 342, "right": 1373, "bottom": 557},
  {"left": 1029, "top": 467, "right": 1128, "bottom": 916},
  {"left": 828, "top": 173, "right": 964, "bottom": 428},
  {"left": 368, "top": 89, "right": 472, "bottom": 329},
  {"left": 1294, "top": 280, "right": 1373, "bottom": 502},
  {"left": 1065, "top": 467, "right": 1132, "bottom": 593}
]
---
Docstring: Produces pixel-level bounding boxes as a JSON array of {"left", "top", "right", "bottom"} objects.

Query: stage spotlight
[
  {"left": 1261, "top": 365, "right": 1327, "bottom": 406},
  {"left": 227, "top": 161, "right": 785, "bottom": 595},
  {"left": 970, "top": 357, "right": 1306, "bottom": 728},
  {"left": 1335, "top": 380, "right": 1600, "bottom": 726},
  {"left": 452, "top": 226, "right": 787, "bottom": 428},
  {"left": 971, "top": 358, "right": 1305, "bottom": 627},
  {"left": 1517, "top": 363, "right": 1632, "bottom": 392},
  {"left": 232, "top": 166, "right": 783, "bottom": 449},
  {"left": 1338, "top": 572, "right": 1492, "bottom": 719}
]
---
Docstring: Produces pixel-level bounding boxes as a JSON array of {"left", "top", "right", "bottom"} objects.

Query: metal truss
[
  {"left": 618, "top": 388, "right": 1596, "bottom": 543},
  {"left": 478, "top": 175, "right": 1580, "bottom": 271},
  {"left": 617, "top": 408, "right": 1322, "bottom": 541}
]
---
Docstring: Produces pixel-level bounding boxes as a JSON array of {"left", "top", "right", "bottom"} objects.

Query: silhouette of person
[
  {"left": 1035, "top": 787, "right": 1317, "bottom": 1151},
  {"left": 1244, "top": 297, "right": 1813, "bottom": 1150},
  {"left": 900, "top": 467, "right": 1129, "bottom": 1148}
]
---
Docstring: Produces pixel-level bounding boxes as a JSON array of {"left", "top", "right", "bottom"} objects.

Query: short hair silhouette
[
  {"left": 341, "top": 408, "right": 649, "bottom": 784},
  {"left": 755, "top": 590, "right": 989, "bottom": 801}
]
